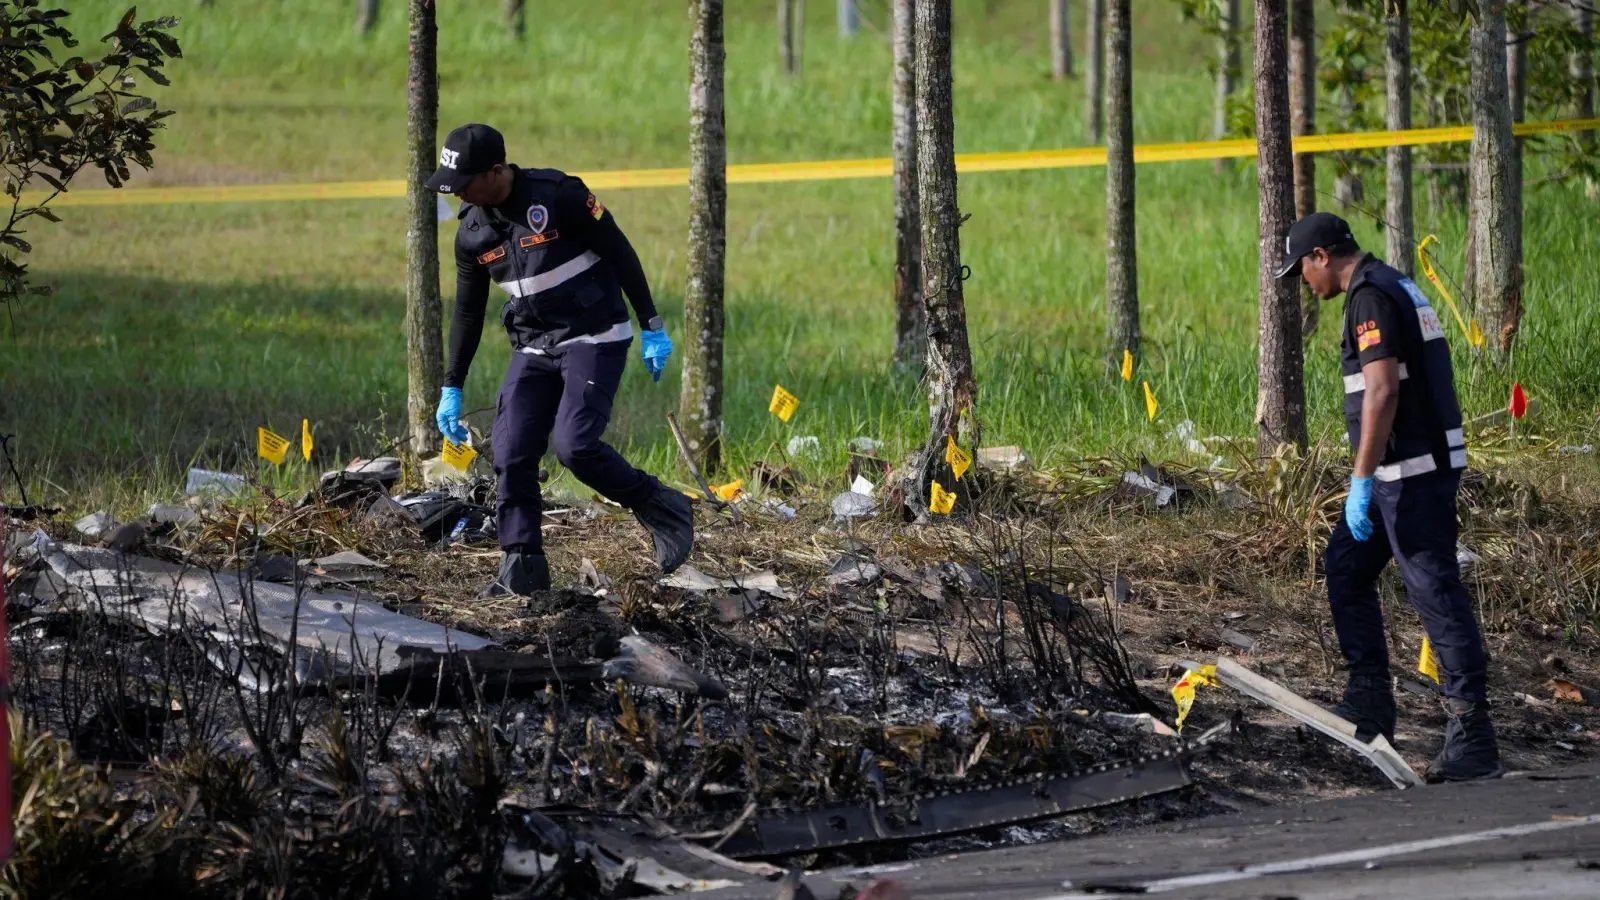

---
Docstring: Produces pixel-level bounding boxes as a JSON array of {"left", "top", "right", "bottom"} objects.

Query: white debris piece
[
  {"left": 1122, "top": 471, "right": 1176, "bottom": 507},
  {"left": 977, "top": 446, "right": 1031, "bottom": 471},
  {"left": 73, "top": 511, "right": 117, "bottom": 541},
  {"left": 830, "top": 490, "right": 878, "bottom": 520},
  {"left": 787, "top": 435, "right": 821, "bottom": 458},
  {"left": 851, "top": 474, "right": 875, "bottom": 497},
  {"left": 185, "top": 467, "right": 249, "bottom": 498},
  {"left": 849, "top": 437, "right": 883, "bottom": 455},
  {"left": 1456, "top": 543, "right": 1483, "bottom": 567}
]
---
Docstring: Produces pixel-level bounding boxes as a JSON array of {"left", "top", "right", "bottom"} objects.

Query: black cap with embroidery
[
  {"left": 1275, "top": 211, "right": 1358, "bottom": 278},
  {"left": 425, "top": 123, "right": 506, "bottom": 194}
]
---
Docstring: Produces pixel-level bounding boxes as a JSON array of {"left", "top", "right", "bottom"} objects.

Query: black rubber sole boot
[
  {"left": 631, "top": 478, "right": 694, "bottom": 575},
  {"left": 478, "top": 551, "right": 552, "bottom": 599},
  {"left": 1426, "top": 697, "right": 1505, "bottom": 783},
  {"left": 1334, "top": 673, "right": 1398, "bottom": 743}
]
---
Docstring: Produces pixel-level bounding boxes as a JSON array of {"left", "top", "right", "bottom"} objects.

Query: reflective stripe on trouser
[
  {"left": 1324, "top": 469, "right": 1489, "bottom": 702},
  {"left": 491, "top": 338, "right": 654, "bottom": 552}
]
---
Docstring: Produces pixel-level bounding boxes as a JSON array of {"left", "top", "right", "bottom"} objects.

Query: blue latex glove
[
  {"left": 640, "top": 328, "right": 673, "bottom": 382},
  {"left": 435, "top": 386, "right": 470, "bottom": 444},
  {"left": 1345, "top": 475, "right": 1376, "bottom": 542}
]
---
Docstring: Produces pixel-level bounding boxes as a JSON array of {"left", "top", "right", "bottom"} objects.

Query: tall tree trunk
[
  {"left": 1085, "top": 0, "right": 1105, "bottom": 142},
  {"left": 1051, "top": 0, "right": 1073, "bottom": 80},
  {"left": 1289, "top": 0, "right": 1317, "bottom": 336},
  {"left": 405, "top": 0, "right": 442, "bottom": 457},
  {"left": 913, "top": 0, "right": 978, "bottom": 506},
  {"left": 1506, "top": 27, "right": 1525, "bottom": 281},
  {"left": 505, "top": 0, "right": 525, "bottom": 40},
  {"left": 892, "top": 0, "right": 925, "bottom": 370},
  {"left": 681, "top": 0, "right": 728, "bottom": 472},
  {"left": 1332, "top": 89, "right": 1364, "bottom": 208},
  {"left": 1469, "top": 5, "right": 1521, "bottom": 353},
  {"left": 1104, "top": 0, "right": 1138, "bottom": 371},
  {"left": 780, "top": 0, "right": 798, "bottom": 76},
  {"left": 1575, "top": 3, "right": 1597, "bottom": 199},
  {"left": 838, "top": 0, "right": 858, "bottom": 37},
  {"left": 1254, "top": 0, "right": 1306, "bottom": 455},
  {"left": 357, "top": 0, "right": 379, "bottom": 35},
  {"left": 1213, "top": 0, "right": 1241, "bottom": 175},
  {"left": 1384, "top": 0, "right": 1413, "bottom": 275}
]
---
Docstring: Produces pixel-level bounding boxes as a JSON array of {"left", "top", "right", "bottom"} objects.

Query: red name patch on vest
[
  {"left": 519, "top": 230, "right": 560, "bottom": 249},
  {"left": 477, "top": 245, "right": 507, "bottom": 264}
]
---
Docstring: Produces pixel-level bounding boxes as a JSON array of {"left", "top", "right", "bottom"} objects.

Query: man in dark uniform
[
  {"left": 1279, "top": 212, "right": 1502, "bottom": 782},
  {"left": 425, "top": 123, "right": 692, "bottom": 596}
]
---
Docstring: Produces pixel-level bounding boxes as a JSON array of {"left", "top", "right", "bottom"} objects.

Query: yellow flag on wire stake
[
  {"left": 1120, "top": 348, "right": 1134, "bottom": 382},
  {"left": 1142, "top": 381, "right": 1158, "bottom": 421},
  {"left": 257, "top": 427, "right": 290, "bottom": 465},
  {"left": 1418, "top": 637, "right": 1442, "bottom": 684},
  {"left": 441, "top": 439, "right": 477, "bottom": 472},
  {"left": 301, "top": 419, "right": 314, "bottom": 462},
  {"left": 929, "top": 480, "right": 956, "bottom": 515},
  {"left": 769, "top": 384, "right": 800, "bottom": 422},
  {"left": 1172, "top": 664, "right": 1219, "bottom": 733},
  {"left": 713, "top": 480, "right": 744, "bottom": 502},
  {"left": 945, "top": 435, "right": 973, "bottom": 481}
]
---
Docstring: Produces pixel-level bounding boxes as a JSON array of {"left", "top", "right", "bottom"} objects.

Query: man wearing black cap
[
  {"left": 426, "top": 123, "right": 693, "bottom": 596},
  {"left": 1280, "top": 211, "right": 1501, "bottom": 782}
]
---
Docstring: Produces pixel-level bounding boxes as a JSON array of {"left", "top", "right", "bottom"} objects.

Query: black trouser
[
  {"left": 492, "top": 339, "right": 654, "bottom": 553},
  {"left": 1325, "top": 468, "right": 1488, "bottom": 703}
]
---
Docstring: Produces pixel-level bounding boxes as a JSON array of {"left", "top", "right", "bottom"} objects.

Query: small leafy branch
[{"left": 0, "top": 2, "right": 181, "bottom": 304}]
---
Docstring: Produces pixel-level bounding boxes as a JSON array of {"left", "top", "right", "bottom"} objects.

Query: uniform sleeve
[
  {"left": 444, "top": 229, "right": 491, "bottom": 389},
  {"left": 557, "top": 176, "right": 660, "bottom": 328},
  {"left": 1347, "top": 286, "right": 1403, "bottom": 367}
]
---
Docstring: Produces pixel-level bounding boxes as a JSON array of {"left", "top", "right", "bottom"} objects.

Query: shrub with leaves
[{"left": 0, "top": 2, "right": 180, "bottom": 304}]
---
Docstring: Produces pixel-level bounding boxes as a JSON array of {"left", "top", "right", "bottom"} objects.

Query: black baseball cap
[
  {"left": 1275, "top": 211, "right": 1358, "bottom": 278},
  {"left": 425, "top": 123, "right": 506, "bottom": 194}
]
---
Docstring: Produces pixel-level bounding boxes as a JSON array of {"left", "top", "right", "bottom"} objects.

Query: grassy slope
[{"left": 3, "top": 0, "right": 1597, "bottom": 508}]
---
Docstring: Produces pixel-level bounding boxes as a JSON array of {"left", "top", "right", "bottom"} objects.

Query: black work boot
[
  {"left": 631, "top": 479, "right": 694, "bottom": 575},
  {"left": 1426, "top": 697, "right": 1505, "bottom": 783},
  {"left": 1334, "top": 674, "right": 1398, "bottom": 743},
  {"left": 478, "top": 551, "right": 552, "bottom": 599}
]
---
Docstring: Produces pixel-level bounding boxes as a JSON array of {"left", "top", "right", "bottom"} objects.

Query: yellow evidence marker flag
[
  {"left": 301, "top": 418, "right": 314, "bottom": 462},
  {"left": 945, "top": 435, "right": 973, "bottom": 481},
  {"left": 1121, "top": 348, "right": 1134, "bottom": 382},
  {"left": 713, "top": 480, "right": 744, "bottom": 502},
  {"left": 1418, "top": 636, "right": 1442, "bottom": 684},
  {"left": 441, "top": 439, "right": 478, "bottom": 472},
  {"left": 1143, "top": 380, "right": 1159, "bottom": 422},
  {"left": 1416, "top": 235, "right": 1485, "bottom": 348},
  {"left": 1172, "top": 664, "right": 1220, "bottom": 733},
  {"left": 929, "top": 480, "right": 956, "bottom": 515},
  {"left": 769, "top": 384, "right": 800, "bottom": 422},
  {"left": 257, "top": 427, "right": 290, "bottom": 466}
]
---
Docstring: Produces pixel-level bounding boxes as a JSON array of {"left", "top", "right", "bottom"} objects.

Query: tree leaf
[
  {"left": 121, "top": 96, "right": 156, "bottom": 115},
  {"left": 32, "top": 207, "right": 60, "bottom": 223},
  {"left": 1, "top": 235, "right": 34, "bottom": 253},
  {"left": 149, "top": 31, "right": 182, "bottom": 59},
  {"left": 136, "top": 65, "right": 169, "bottom": 86},
  {"left": 35, "top": 171, "right": 65, "bottom": 192}
]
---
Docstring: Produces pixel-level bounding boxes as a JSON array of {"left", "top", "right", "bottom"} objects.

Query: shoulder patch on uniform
[
  {"left": 527, "top": 204, "right": 549, "bottom": 234},
  {"left": 519, "top": 231, "right": 560, "bottom": 249},
  {"left": 1358, "top": 328, "right": 1383, "bottom": 352},
  {"left": 1399, "top": 278, "right": 1431, "bottom": 309},
  {"left": 477, "top": 245, "right": 507, "bottom": 264},
  {"left": 586, "top": 192, "right": 606, "bottom": 221}
]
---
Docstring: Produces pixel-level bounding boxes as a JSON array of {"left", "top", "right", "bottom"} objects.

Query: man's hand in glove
[
  {"left": 436, "top": 386, "right": 470, "bottom": 444},
  {"left": 1345, "top": 475, "right": 1375, "bottom": 542},
  {"left": 640, "top": 322, "right": 673, "bottom": 383}
]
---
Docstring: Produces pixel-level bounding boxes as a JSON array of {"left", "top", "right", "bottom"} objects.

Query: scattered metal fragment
[
  {"left": 828, "top": 554, "right": 882, "bottom": 588},
  {"left": 1219, "top": 627, "right": 1257, "bottom": 652},
  {"left": 73, "top": 511, "right": 116, "bottom": 541},
  {"left": 1122, "top": 471, "right": 1175, "bottom": 508},
  {"left": 601, "top": 635, "right": 728, "bottom": 700},
  {"left": 661, "top": 565, "right": 789, "bottom": 601},
  {"left": 1211, "top": 658, "right": 1424, "bottom": 789},
  {"left": 1099, "top": 711, "right": 1178, "bottom": 737},
  {"left": 708, "top": 724, "right": 1229, "bottom": 858},
  {"left": 977, "top": 445, "right": 1031, "bottom": 472},
  {"left": 831, "top": 491, "right": 878, "bottom": 520},
  {"left": 185, "top": 467, "right": 249, "bottom": 498},
  {"left": 851, "top": 474, "right": 876, "bottom": 497},
  {"left": 147, "top": 503, "right": 199, "bottom": 526}
]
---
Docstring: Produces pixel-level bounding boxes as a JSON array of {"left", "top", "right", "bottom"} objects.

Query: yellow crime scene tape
[{"left": 26, "top": 117, "right": 1598, "bottom": 209}]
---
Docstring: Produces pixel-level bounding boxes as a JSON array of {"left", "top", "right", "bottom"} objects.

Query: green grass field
[{"left": 3, "top": 0, "right": 1597, "bottom": 511}]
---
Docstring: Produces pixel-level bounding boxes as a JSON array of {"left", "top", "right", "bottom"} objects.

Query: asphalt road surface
[{"left": 698, "top": 762, "right": 1600, "bottom": 900}]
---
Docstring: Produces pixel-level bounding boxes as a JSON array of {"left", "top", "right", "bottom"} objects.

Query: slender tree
[
  {"left": 681, "top": 0, "right": 728, "bottom": 472},
  {"left": 780, "top": 0, "right": 799, "bottom": 76},
  {"left": 913, "top": 0, "right": 978, "bottom": 504},
  {"left": 1575, "top": 3, "right": 1596, "bottom": 198},
  {"left": 1289, "top": 0, "right": 1317, "bottom": 335},
  {"left": 1105, "top": 0, "right": 1138, "bottom": 371},
  {"left": 405, "top": 0, "right": 442, "bottom": 456},
  {"left": 1384, "top": 0, "right": 1413, "bottom": 275},
  {"left": 1506, "top": 22, "right": 1526, "bottom": 273},
  {"left": 505, "top": 0, "right": 525, "bottom": 40},
  {"left": 357, "top": 0, "right": 379, "bottom": 35},
  {"left": 1214, "top": 0, "right": 1242, "bottom": 174},
  {"left": 1468, "top": 2, "right": 1521, "bottom": 353},
  {"left": 1052, "top": 0, "right": 1074, "bottom": 80},
  {"left": 1085, "top": 0, "right": 1106, "bottom": 142},
  {"left": 839, "top": 0, "right": 859, "bottom": 37},
  {"left": 892, "top": 0, "right": 925, "bottom": 369},
  {"left": 1254, "top": 0, "right": 1306, "bottom": 454}
]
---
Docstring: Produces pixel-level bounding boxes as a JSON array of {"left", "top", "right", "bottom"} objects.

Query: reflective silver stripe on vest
[
  {"left": 1374, "top": 447, "right": 1468, "bottom": 482},
  {"left": 1445, "top": 427, "right": 1464, "bottom": 447},
  {"left": 498, "top": 250, "right": 601, "bottom": 298},
  {"left": 1342, "top": 363, "right": 1410, "bottom": 394},
  {"left": 517, "top": 320, "right": 634, "bottom": 355}
]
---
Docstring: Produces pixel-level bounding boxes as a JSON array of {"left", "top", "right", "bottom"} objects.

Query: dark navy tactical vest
[
  {"left": 456, "top": 167, "right": 627, "bottom": 353},
  {"left": 1341, "top": 256, "right": 1466, "bottom": 482}
]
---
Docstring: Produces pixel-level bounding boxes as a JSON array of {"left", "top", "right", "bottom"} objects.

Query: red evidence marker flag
[{"left": 1508, "top": 382, "right": 1529, "bottom": 419}]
